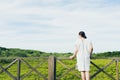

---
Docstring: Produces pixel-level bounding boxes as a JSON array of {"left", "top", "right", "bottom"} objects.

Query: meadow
[
  {"left": 0, "top": 47, "right": 120, "bottom": 80},
  {"left": 0, "top": 57, "right": 119, "bottom": 80}
]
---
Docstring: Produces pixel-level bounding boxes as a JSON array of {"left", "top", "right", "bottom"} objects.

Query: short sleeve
[
  {"left": 89, "top": 41, "right": 93, "bottom": 50},
  {"left": 75, "top": 40, "right": 80, "bottom": 49}
]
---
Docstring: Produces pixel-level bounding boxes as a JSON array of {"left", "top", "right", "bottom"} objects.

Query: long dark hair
[{"left": 79, "top": 31, "right": 87, "bottom": 39}]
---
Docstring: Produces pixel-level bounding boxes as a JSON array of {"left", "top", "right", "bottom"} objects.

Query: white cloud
[{"left": 0, "top": 0, "right": 120, "bottom": 52}]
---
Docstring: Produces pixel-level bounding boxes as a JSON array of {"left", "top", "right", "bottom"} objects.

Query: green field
[{"left": 0, "top": 57, "right": 119, "bottom": 80}]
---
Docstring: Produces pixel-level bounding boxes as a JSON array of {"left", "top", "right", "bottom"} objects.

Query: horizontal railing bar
[
  {"left": 0, "top": 57, "right": 48, "bottom": 59},
  {"left": 0, "top": 57, "right": 120, "bottom": 60},
  {"left": 57, "top": 57, "right": 120, "bottom": 60}
]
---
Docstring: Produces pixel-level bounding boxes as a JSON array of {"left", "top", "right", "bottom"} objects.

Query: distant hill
[
  {"left": 92, "top": 51, "right": 120, "bottom": 58},
  {"left": 0, "top": 47, "right": 72, "bottom": 57},
  {"left": 0, "top": 47, "right": 120, "bottom": 58}
]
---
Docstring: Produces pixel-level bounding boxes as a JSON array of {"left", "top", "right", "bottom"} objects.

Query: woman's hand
[
  {"left": 69, "top": 55, "right": 75, "bottom": 59},
  {"left": 70, "top": 48, "right": 78, "bottom": 59}
]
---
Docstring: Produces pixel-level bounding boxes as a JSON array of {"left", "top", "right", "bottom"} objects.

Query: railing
[
  {"left": 0, "top": 57, "right": 48, "bottom": 80},
  {"left": 49, "top": 56, "right": 120, "bottom": 80},
  {"left": 0, "top": 56, "right": 119, "bottom": 80}
]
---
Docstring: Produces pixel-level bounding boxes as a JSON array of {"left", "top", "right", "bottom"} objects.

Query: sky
[{"left": 0, "top": 0, "right": 120, "bottom": 53}]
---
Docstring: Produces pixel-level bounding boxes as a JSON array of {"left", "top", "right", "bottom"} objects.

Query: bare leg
[
  {"left": 81, "top": 71, "right": 86, "bottom": 80},
  {"left": 85, "top": 71, "right": 90, "bottom": 80}
]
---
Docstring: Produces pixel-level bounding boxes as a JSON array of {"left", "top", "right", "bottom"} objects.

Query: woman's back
[{"left": 75, "top": 39, "right": 91, "bottom": 57}]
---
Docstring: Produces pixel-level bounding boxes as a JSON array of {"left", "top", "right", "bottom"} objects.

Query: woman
[{"left": 70, "top": 31, "right": 93, "bottom": 80}]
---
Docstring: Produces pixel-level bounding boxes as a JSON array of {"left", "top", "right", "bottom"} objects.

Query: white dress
[{"left": 75, "top": 39, "right": 92, "bottom": 71}]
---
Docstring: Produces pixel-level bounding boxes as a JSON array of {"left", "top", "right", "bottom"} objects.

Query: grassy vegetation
[
  {"left": 0, "top": 47, "right": 120, "bottom": 80},
  {"left": 0, "top": 46, "right": 120, "bottom": 58},
  {"left": 0, "top": 58, "right": 48, "bottom": 80},
  {"left": 0, "top": 58, "right": 119, "bottom": 80}
]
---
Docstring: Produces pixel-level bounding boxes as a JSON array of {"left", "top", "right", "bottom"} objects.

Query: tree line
[
  {"left": 0, "top": 47, "right": 120, "bottom": 58},
  {"left": 0, "top": 47, "right": 72, "bottom": 57}
]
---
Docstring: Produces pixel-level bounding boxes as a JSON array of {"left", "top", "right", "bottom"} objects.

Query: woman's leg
[
  {"left": 85, "top": 71, "right": 90, "bottom": 80},
  {"left": 81, "top": 71, "right": 86, "bottom": 80}
]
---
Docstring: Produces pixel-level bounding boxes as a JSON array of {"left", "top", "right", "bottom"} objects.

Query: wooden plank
[
  {"left": 90, "top": 60, "right": 116, "bottom": 80},
  {"left": 116, "top": 59, "right": 119, "bottom": 80},
  {"left": 0, "top": 58, "right": 18, "bottom": 74},
  {"left": 48, "top": 56, "right": 56, "bottom": 80},
  {"left": 21, "top": 59, "right": 47, "bottom": 79},
  {"left": 0, "top": 65, "right": 17, "bottom": 80},
  {"left": 21, "top": 58, "right": 47, "bottom": 80},
  {"left": 57, "top": 59, "right": 81, "bottom": 79},
  {"left": 17, "top": 59, "right": 21, "bottom": 80}
]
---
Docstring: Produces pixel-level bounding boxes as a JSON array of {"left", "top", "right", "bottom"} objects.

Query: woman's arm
[
  {"left": 90, "top": 43, "right": 93, "bottom": 58},
  {"left": 70, "top": 47, "right": 78, "bottom": 59}
]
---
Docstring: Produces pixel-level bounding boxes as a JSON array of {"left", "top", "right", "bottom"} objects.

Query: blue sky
[{"left": 0, "top": 0, "right": 120, "bottom": 53}]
